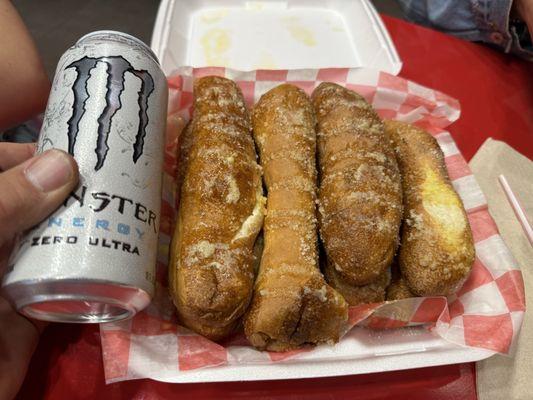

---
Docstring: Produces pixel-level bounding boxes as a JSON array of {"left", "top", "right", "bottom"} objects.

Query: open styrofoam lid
[{"left": 151, "top": 0, "right": 402, "bottom": 75}]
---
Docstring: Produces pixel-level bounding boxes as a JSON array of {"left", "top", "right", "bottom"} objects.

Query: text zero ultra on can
[{"left": 2, "top": 31, "right": 168, "bottom": 323}]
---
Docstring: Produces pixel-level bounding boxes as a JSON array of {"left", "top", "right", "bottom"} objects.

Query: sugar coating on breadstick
[
  {"left": 324, "top": 264, "right": 391, "bottom": 305},
  {"left": 312, "top": 83, "right": 403, "bottom": 287},
  {"left": 244, "top": 84, "right": 348, "bottom": 351},
  {"left": 384, "top": 120, "right": 474, "bottom": 296},
  {"left": 176, "top": 122, "right": 193, "bottom": 193},
  {"left": 170, "top": 76, "right": 265, "bottom": 340}
]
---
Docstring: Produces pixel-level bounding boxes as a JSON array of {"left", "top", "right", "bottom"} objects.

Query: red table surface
[{"left": 17, "top": 15, "right": 532, "bottom": 400}]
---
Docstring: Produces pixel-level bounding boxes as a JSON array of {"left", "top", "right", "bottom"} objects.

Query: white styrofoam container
[
  {"left": 151, "top": 0, "right": 402, "bottom": 74},
  {"left": 147, "top": 0, "right": 494, "bottom": 382}
]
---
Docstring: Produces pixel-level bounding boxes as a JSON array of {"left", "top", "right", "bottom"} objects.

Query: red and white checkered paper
[{"left": 100, "top": 67, "right": 525, "bottom": 383}]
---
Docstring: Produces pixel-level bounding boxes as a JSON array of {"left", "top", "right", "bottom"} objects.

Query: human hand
[{"left": 0, "top": 143, "right": 78, "bottom": 400}]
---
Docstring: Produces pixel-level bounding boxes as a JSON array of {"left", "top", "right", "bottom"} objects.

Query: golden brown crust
[
  {"left": 324, "top": 264, "right": 391, "bottom": 306},
  {"left": 386, "top": 263, "right": 415, "bottom": 300},
  {"left": 176, "top": 121, "right": 193, "bottom": 193},
  {"left": 384, "top": 120, "right": 475, "bottom": 296},
  {"left": 170, "top": 76, "right": 265, "bottom": 341},
  {"left": 244, "top": 84, "right": 348, "bottom": 351},
  {"left": 312, "top": 82, "right": 403, "bottom": 286},
  {"left": 386, "top": 276, "right": 415, "bottom": 300}
]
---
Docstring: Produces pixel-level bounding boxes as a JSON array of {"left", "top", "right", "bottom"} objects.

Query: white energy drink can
[{"left": 1, "top": 31, "right": 168, "bottom": 323}]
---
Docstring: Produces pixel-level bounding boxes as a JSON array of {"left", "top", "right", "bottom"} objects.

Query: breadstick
[
  {"left": 170, "top": 76, "right": 265, "bottom": 340},
  {"left": 324, "top": 264, "right": 390, "bottom": 305},
  {"left": 244, "top": 84, "right": 348, "bottom": 351},
  {"left": 386, "top": 263, "right": 415, "bottom": 301},
  {"left": 176, "top": 121, "right": 193, "bottom": 193},
  {"left": 384, "top": 120, "right": 474, "bottom": 296},
  {"left": 312, "top": 83, "right": 402, "bottom": 286}
]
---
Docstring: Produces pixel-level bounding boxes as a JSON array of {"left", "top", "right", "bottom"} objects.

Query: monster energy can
[{"left": 1, "top": 31, "right": 168, "bottom": 323}]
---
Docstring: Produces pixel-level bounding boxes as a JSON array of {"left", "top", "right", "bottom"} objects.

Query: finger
[
  {"left": 0, "top": 142, "right": 36, "bottom": 171},
  {"left": 0, "top": 149, "right": 79, "bottom": 244},
  {"left": 0, "top": 296, "right": 40, "bottom": 400},
  {"left": 0, "top": 238, "right": 15, "bottom": 276}
]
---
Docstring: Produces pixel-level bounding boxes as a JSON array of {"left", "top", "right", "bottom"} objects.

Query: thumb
[{"left": 0, "top": 149, "right": 79, "bottom": 244}]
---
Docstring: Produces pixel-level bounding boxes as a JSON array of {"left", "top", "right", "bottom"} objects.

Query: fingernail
[{"left": 25, "top": 150, "right": 74, "bottom": 192}]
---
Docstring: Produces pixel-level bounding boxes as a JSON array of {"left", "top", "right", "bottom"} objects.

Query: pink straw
[{"left": 498, "top": 174, "right": 533, "bottom": 247}]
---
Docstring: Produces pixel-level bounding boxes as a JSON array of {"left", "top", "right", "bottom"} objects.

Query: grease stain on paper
[
  {"left": 200, "top": 9, "right": 229, "bottom": 24},
  {"left": 282, "top": 16, "right": 317, "bottom": 47},
  {"left": 201, "top": 28, "right": 231, "bottom": 65},
  {"left": 246, "top": 2, "right": 265, "bottom": 11}
]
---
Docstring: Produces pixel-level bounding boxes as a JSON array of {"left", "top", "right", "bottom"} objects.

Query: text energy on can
[{"left": 1, "top": 31, "right": 168, "bottom": 323}]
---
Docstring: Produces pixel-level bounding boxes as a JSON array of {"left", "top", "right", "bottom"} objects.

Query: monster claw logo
[{"left": 66, "top": 56, "right": 155, "bottom": 171}]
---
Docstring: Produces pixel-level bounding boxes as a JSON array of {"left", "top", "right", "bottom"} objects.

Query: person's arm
[
  {"left": 397, "top": 0, "right": 533, "bottom": 60},
  {"left": 0, "top": 0, "right": 50, "bottom": 131}
]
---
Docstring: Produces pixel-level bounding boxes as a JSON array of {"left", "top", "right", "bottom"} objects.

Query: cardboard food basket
[{"left": 99, "top": 0, "right": 525, "bottom": 383}]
